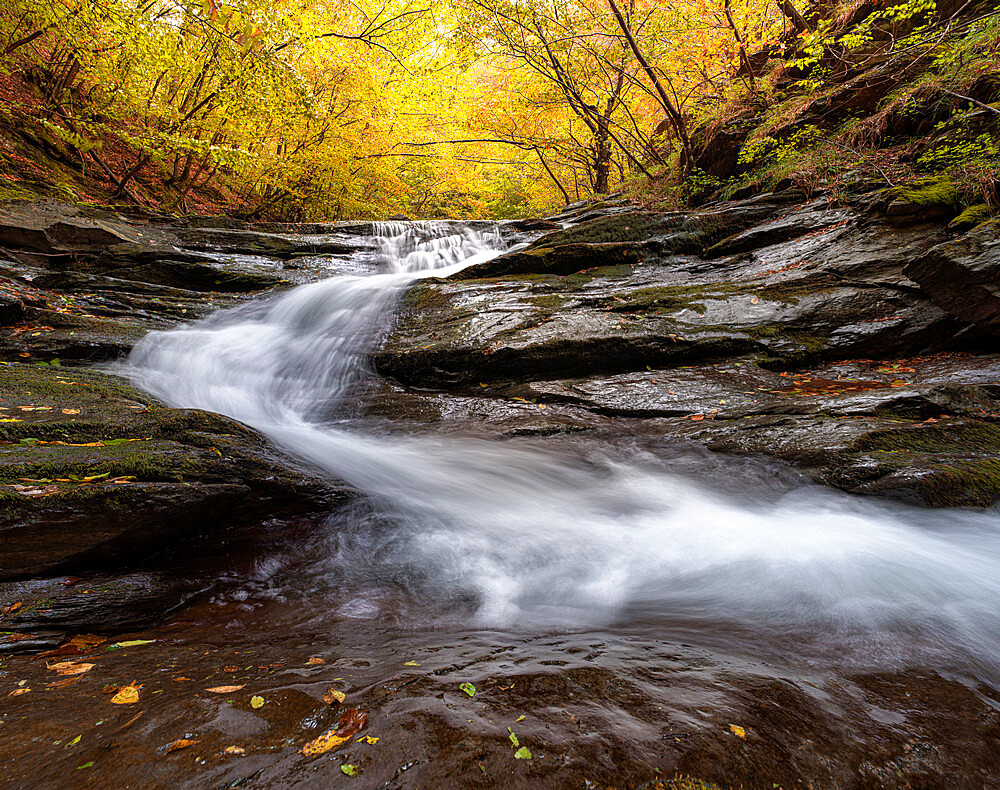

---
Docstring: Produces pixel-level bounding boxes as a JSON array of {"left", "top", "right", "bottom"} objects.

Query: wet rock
[
  {"left": 0, "top": 363, "right": 350, "bottom": 581},
  {"left": 904, "top": 219, "right": 1000, "bottom": 334},
  {"left": 452, "top": 241, "right": 642, "bottom": 280},
  {"left": 0, "top": 572, "right": 209, "bottom": 643},
  {"left": 378, "top": 191, "right": 1000, "bottom": 506}
]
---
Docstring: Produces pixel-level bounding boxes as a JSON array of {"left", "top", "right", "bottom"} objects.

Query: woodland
[{"left": 0, "top": 0, "right": 995, "bottom": 220}]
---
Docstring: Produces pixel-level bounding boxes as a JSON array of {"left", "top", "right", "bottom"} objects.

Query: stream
[{"left": 15, "top": 220, "right": 991, "bottom": 787}]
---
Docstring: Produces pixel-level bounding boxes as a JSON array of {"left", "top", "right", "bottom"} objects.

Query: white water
[{"left": 125, "top": 221, "right": 1000, "bottom": 679}]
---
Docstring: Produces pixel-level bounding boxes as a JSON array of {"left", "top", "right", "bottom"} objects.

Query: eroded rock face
[
  {"left": 376, "top": 191, "right": 1000, "bottom": 506},
  {"left": 0, "top": 363, "right": 349, "bottom": 582},
  {"left": 905, "top": 218, "right": 1000, "bottom": 334}
]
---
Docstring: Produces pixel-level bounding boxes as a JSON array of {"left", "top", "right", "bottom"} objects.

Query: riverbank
[{"left": 1, "top": 192, "right": 999, "bottom": 788}]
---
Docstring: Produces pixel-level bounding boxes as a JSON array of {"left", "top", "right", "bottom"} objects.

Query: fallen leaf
[
  {"left": 508, "top": 728, "right": 519, "bottom": 748},
  {"left": 163, "top": 739, "right": 199, "bottom": 754},
  {"left": 8, "top": 688, "right": 29, "bottom": 696},
  {"left": 514, "top": 746, "right": 532, "bottom": 760},
  {"left": 402, "top": 661, "right": 420, "bottom": 667},
  {"left": 109, "top": 639, "right": 154, "bottom": 649},
  {"left": 323, "top": 687, "right": 346, "bottom": 705},
  {"left": 111, "top": 682, "right": 141, "bottom": 704},
  {"left": 61, "top": 409, "right": 80, "bottom": 415},
  {"left": 729, "top": 724, "right": 746, "bottom": 739},
  {"left": 357, "top": 735, "right": 379, "bottom": 744},
  {"left": 300, "top": 708, "right": 368, "bottom": 756},
  {"left": 250, "top": 695, "right": 265, "bottom": 709},
  {"left": 173, "top": 677, "right": 193, "bottom": 682},
  {"left": 341, "top": 764, "right": 358, "bottom": 776},
  {"left": 307, "top": 657, "right": 324, "bottom": 665},
  {"left": 459, "top": 682, "right": 476, "bottom": 698},
  {"left": 223, "top": 746, "right": 245, "bottom": 756},
  {"left": 47, "top": 661, "right": 94, "bottom": 676},
  {"left": 68, "top": 735, "right": 82, "bottom": 747},
  {"left": 889, "top": 379, "right": 907, "bottom": 387},
  {"left": 515, "top": 715, "right": 526, "bottom": 723},
  {"left": 206, "top": 685, "right": 245, "bottom": 693},
  {"left": 0, "top": 602, "right": 22, "bottom": 617},
  {"left": 46, "top": 677, "right": 82, "bottom": 689}
]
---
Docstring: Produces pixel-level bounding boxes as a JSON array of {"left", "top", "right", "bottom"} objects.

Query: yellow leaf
[
  {"left": 111, "top": 682, "right": 141, "bottom": 704},
  {"left": 729, "top": 724, "right": 746, "bottom": 739},
  {"left": 323, "top": 687, "right": 346, "bottom": 705},
  {"left": 300, "top": 728, "right": 352, "bottom": 756},
  {"left": 223, "top": 745, "right": 246, "bottom": 755}
]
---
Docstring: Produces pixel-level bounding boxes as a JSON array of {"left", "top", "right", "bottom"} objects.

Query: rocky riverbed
[{"left": 1, "top": 190, "right": 999, "bottom": 789}]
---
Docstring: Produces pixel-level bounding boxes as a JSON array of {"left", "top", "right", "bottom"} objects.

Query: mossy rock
[
  {"left": 949, "top": 203, "right": 994, "bottom": 231},
  {"left": 0, "top": 362, "right": 348, "bottom": 580},
  {"left": 886, "top": 175, "right": 959, "bottom": 209}
]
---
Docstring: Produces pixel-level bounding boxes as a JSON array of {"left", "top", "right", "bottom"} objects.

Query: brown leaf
[
  {"left": 164, "top": 739, "right": 199, "bottom": 754},
  {"left": 300, "top": 708, "right": 367, "bottom": 757},
  {"left": 37, "top": 634, "right": 106, "bottom": 658},
  {"left": 0, "top": 602, "right": 22, "bottom": 618},
  {"left": 111, "top": 681, "right": 141, "bottom": 704},
  {"left": 323, "top": 687, "right": 346, "bottom": 705},
  {"left": 205, "top": 685, "right": 245, "bottom": 693},
  {"left": 47, "top": 661, "right": 94, "bottom": 676},
  {"left": 46, "top": 677, "right": 81, "bottom": 689}
]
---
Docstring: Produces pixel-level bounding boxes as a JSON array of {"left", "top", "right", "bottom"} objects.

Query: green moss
[
  {"left": 950, "top": 203, "right": 994, "bottom": 230},
  {"left": 755, "top": 276, "right": 838, "bottom": 305},
  {"left": 921, "top": 459, "right": 1000, "bottom": 507},
  {"left": 605, "top": 284, "right": 718, "bottom": 315},
  {"left": 399, "top": 284, "right": 450, "bottom": 313},
  {"left": 887, "top": 175, "right": 958, "bottom": 208},
  {"left": 852, "top": 422, "right": 1000, "bottom": 454},
  {"left": 533, "top": 212, "right": 677, "bottom": 246},
  {"left": 0, "top": 440, "right": 209, "bottom": 484}
]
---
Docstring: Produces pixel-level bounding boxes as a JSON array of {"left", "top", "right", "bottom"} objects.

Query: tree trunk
[
  {"left": 593, "top": 122, "right": 613, "bottom": 194},
  {"left": 779, "top": 0, "right": 812, "bottom": 32}
]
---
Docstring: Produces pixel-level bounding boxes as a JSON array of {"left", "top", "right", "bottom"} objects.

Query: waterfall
[{"left": 124, "top": 221, "right": 1000, "bottom": 681}]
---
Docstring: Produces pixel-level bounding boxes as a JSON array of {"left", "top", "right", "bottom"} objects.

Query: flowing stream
[{"left": 124, "top": 221, "right": 1000, "bottom": 684}]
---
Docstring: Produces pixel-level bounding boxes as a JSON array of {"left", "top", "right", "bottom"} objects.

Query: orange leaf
[
  {"left": 111, "top": 682, "right": 141, "bottom": 704},
  {"left": 47, "top": 660, "right": 94, "bottom": 676},
  {"left": 206, "top": 685, "right": 245, "bottom": 693},
  {"left": 164, "top": 739, "right": 199, "bottom": 754}
]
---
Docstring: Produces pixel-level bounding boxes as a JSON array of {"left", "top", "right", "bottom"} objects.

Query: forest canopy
[{"left": 0, "top": 0, "right": 997, "bottom": 218}]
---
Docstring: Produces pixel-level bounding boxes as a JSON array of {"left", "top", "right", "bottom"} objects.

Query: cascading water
[{"left": 124, "top": 221, "right": 1000, "bottom": 682}]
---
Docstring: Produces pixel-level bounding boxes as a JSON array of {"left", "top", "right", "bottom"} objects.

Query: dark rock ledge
[{"left": 376, "top": 189, "right": 1000, "bottom": 508}]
